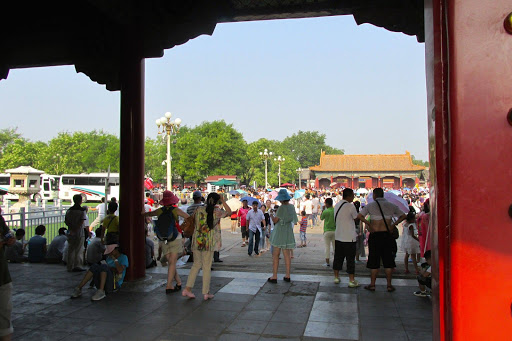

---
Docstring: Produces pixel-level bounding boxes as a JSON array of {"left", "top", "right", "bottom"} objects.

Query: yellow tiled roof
[{"left": 310, "top": 151, "right": 426, "bottom": 172}]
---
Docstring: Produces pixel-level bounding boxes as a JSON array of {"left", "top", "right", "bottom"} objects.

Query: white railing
[{"left": 1, "top": 199, "right": 97, "bottom": 244}]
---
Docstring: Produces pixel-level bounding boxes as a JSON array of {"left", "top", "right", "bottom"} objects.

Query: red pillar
[
  {"left": 119, "top": 27, "right": 146, "bottom": 281},
  {"left": 426, "top": 0, "right": 512, "bottom": 338},
  {"left": 399, "top": 175, "right": 403, "bottom": 187}
]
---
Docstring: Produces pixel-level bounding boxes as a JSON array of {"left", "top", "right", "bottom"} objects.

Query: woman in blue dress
[{"left": 268, "top": 189, "right": 298, "bottom": 283}]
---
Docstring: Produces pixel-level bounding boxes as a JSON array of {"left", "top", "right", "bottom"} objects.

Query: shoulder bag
[
  {"left": 334, "top": 202, "right": 348, "bottom": 222},
  {"left": 181, "top": 213, "right": 196, "bottom": 238},
  {"left": 375, "top": 200, "right": 399, "bottom": 239}
]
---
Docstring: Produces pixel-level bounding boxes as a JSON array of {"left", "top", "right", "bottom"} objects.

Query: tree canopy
[{"left": 0, "top": 123, "right": 343, "bottom": 187}]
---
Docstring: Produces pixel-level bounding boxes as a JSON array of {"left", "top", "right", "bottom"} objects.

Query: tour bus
[
  {"left": 59, "top": 173, "right": 120, "bottom": 202},
  {"left": 0, "top": 173, "right": 60, "bottom": 201}
]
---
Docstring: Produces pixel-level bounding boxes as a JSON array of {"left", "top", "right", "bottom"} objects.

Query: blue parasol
[
  {"left": 293, "top": 189, "right": 306, "bottom": 199},
  {"left": 239, "top": 196, "right": 261, "bottom": 207}
]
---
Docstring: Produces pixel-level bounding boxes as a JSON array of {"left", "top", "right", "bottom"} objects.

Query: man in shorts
[
  {"left": 357, "top": 188, "right": 406, "bottom": 292},
  {"left": 0, "top": 205, "right": 15, "bottom": 340}
]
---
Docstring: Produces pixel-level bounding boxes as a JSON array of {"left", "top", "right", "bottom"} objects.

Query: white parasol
[
  {"left": 226, "top": 198, "right": 242, "bottom": 211},
  {"left": 366, "top": 192, "right": 409, "bottom": 213}
]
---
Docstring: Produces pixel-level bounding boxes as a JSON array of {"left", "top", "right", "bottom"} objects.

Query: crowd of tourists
[
  {"left": 0, "top": 184, "right": 432, "bottom": 340},
  {"left": 227, "top": 186, "right": 431, "bottom": 294}
]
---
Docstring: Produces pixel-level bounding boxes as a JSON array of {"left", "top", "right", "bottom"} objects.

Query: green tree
[
  {"left": 144, "top": 137, "right": 166, "bottom": 182},
  {"left": 0, "top": 139, "right": 47, "bottom": 171},
  {"left": 243, "top": 139, "right": 281, "bottom": 187},
  {"left": 282, "top": 131, "right": 344, "bottom": 168},
  {"left": 411, "top": 155, "right": 429, "bottom": 167},
  {"left": 172, "top": 121, "right": 248, "bottom": 186},
  {"left": 39, "top": 131, "right": 119, "bottom": 174},
  {"left": 0, "top": 127, "right": 23, "bottom": 157}
]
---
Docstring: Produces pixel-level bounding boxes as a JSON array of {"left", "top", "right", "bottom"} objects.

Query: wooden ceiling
[{"left": 1, "top": 0, "right": 424, "bottom": 91}]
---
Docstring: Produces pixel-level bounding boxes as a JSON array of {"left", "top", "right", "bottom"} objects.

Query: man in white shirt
[
  {"left": 311, "top": 194, "right": 320, "bottom": 226},
  {"left": 89, "top": 197, "right": 107, "bottom": 231},
  {"left": 333, "top": 188, "right": 360, "bottom": 287},
  {"left": 246, "top": 201, "right": 265, "bottom": 256},
  {"left": 303, "top": 195, "right": 313, "bottom": 227}
]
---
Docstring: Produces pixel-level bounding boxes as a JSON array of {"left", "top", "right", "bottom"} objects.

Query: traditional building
[{"left": 310, "top": 151, "right": 426, "bottom": 189}]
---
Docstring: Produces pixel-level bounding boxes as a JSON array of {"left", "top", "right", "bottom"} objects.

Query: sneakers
[
  {"left": 334, "top": 277, "right": 340, "bottom": 284},
  {"left": 322, "top": 263, "right": 330, "bottom": 267},
  {"left": 413, "top": 290, "right": 428, "bottom": 297},
  {"left": 91, "top": 289, "right": 106, "bottom": 301},
  {"left": 70, "top": 287, "right": 82, "bottom": 299},
  {"left": 348, "top": 280, "right": 360, "bottom": 288}
]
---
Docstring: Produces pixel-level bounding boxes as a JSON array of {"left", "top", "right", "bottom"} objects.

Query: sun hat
[
  {"left": 104, "top": 244, "right": 119, "bottom": 255},
  {"left": 160, "top": 190, "right": 179, "bottom": 206},
  {"left": 275, "top": 189, "right": 292, "bottom": 201},
  {"left": 192, "top": 190, "right": 202, "bottom": 198}
]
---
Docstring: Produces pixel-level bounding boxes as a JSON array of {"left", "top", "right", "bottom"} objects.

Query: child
[
  {"left": 401, "top": 212, "right": 420, "bottom": 274},
  {"left": 299, "top": 210, "right": 308, "bottom": 247},
  {"left": 6, "top": 229, "right": 27, "bottom": 263},
  {"left": 414, "top": 250, "right": 432, "bottom": 297}
]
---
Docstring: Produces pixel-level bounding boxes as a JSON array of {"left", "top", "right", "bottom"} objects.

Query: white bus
[
  {"left": 0, "top": 173, "right": 60, "bottom": 201},
  {"left": 59, "top": 173, "right": 120, "bottom": 202}
]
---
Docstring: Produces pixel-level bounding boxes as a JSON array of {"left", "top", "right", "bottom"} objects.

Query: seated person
[
  {"left": 86, "top": 228, "right": 105, "bottom": 265},
  {"left": 145, "top": 228, "right": 156, "bottom": 268},
  {"left": 6, "top": 229, "right": 28, "bottom": 263},
  {"left": 70, "top": 243, "right": 129, "bottom": 301},
  {"left": 46, "top": 227, "right": 67, "bottom": 263},
  {"left": 28, "top": 225, "right": 47, "bottom": 263},
  {"left": 414, "top": 250, "right": 432, "bottom": 297}
]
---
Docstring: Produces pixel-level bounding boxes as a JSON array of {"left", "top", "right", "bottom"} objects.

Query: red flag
[{"left": 144, "top": 178, "right": 154, "bottom": 190}]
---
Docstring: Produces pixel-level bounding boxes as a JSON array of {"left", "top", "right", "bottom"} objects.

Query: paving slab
[{"left": 6, "top": 219, "right": 433, "bottom": 341}]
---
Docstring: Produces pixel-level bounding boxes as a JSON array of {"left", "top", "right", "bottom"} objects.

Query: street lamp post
[
  {"left": 297, "top": 167, "right": 302, "bottom": 189},
  {"left": 156, "top": 112, "right": 182, "bottom": 191},
  {"left": 274, "top": 156, "right": 285, "bottom": 187},
  {"left": 259, "top": 149, "right": 273, "bottom": 189}
]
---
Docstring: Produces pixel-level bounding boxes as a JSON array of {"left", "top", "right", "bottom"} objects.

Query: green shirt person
[
  {"left": 320, "top": 198, "right": 336, "bottom": 267},
  {"left": 320, "top": 206, "right": 336, "bottom": 232}
]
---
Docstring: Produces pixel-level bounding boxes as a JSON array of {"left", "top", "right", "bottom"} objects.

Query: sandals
[
  {"left": 364, "top": 285, "right": 376, "bottom": 292},
  {"left": 387, "top": 285, "right": 396, "bottom": 292},
  {"left": 165, "top": 283, "right": 182, "bottom": 294},
  {"left": 267, "top": 277, "right": 277, "bottom": 283},
  {"left": 283, "top": 277, "right": 291, "bottom": 282},
  {"left": 182, "top": 289, "right": 196, "bottom": 299}
]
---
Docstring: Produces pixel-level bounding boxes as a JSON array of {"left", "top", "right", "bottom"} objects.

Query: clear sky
[{"left": 0, "top": 16, "right": 428, "bottom": 160}]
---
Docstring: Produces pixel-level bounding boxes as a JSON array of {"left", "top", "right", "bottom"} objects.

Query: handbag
[
  {"left": 181, "top": 213, "right": 196, "bottom": 238},
  {"left": 375, "top": 200, "right": 399, "bottom": 239}
]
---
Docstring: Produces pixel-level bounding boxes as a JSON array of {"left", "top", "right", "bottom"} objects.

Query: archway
[{"left": 1, "top": 1, "right": 511, "bottom": 339}]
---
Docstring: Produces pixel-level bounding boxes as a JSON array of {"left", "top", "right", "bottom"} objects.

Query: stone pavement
[
  {"left": 7, "top": 218, "right": 432, "bottom": 340},
  {"left": 211, "top": 218, "right": 422, "bottom": 279},
  {"left": 8, "top": 263, "right": 432, "bottom": 341}
]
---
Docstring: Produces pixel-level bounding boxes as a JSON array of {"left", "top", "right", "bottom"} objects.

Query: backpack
[{"left": 154, "top": 206, "right": 179, "bottom": 243}]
